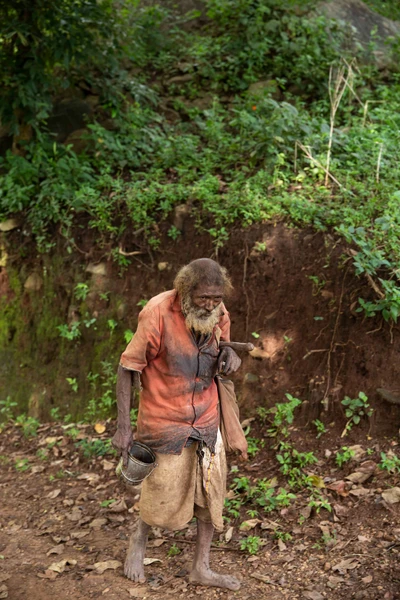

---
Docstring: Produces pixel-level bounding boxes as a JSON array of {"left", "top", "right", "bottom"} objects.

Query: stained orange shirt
[{"left": 120, "top": 290, "right": 230, "bottom": 454}]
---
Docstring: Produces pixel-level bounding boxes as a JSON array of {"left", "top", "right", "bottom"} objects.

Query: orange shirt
[{"left": 120, "top": 290, "right": 230, "bottom": 454}]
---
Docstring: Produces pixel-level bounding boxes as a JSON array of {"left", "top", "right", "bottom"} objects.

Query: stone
[
  {"left": 317, "top": 0, "right": 400, "bottom": 68},
  {"left": 382, "top": 487, "right": 400, "bottom": 504},
  {"left": 24, "top": 273, "right": 43, "bottom": 291},
  {"left": 377, "top": 388, "right": 400, "bottom": 405},
  {"left": 86, "top": 262, "right": 107, "bottom": 276},
  {"left": 158, "top": 262, "right": 169, "bottom": 271},
  {"left": 63, "top": 128, "right": 89, "bottom": 154},
  {"left": 0, "top": 219, "right": 20, "bottom": 232},
  {"left": 116, "top": 303, "right": 127, "bottom": 320}
]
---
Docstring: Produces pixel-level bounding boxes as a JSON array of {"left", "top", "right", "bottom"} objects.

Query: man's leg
[
  {"left": 189, "top": 518, "right": 240, "bottom": 591},
  {"left": 124, "top": 518, "right": 151, "bottom": 581}
]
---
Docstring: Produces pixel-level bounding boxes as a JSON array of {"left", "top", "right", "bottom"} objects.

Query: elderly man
[{"left": 112, "top": 258, "right": 242, "bottom": 591}]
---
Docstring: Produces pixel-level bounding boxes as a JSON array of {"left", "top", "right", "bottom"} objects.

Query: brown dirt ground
[
  {"left": 2, "top": 221, "right": 400, "bottom": 599},
  {"left": 1, "top": 420, "right": 400, "bottom": 600}
]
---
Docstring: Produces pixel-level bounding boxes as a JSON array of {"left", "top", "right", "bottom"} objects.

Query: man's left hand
[{"left": 218, "top": 346, "right": 241, "bottom": 376}]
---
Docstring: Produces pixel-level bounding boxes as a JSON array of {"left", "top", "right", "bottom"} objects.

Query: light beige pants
[{"left": 139, "top": 431, "right": 226, "bottom": 531}]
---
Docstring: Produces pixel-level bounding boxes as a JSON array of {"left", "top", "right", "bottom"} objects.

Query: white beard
[{"left": 182, "top": 296, "right": 221, "bottom": 335}]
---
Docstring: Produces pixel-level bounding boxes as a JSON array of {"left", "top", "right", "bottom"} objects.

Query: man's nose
[{"left": 205, "top": 299, "right": 214, "bottom": 312}]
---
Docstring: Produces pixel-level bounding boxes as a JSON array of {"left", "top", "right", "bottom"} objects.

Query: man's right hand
[{"left": 112, "top": 428, "right": 134, "bottom": 467}]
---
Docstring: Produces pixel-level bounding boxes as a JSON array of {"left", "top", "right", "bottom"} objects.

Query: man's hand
[
  {"left": 112, "top": 428, "right": 134, "bottom": 467},
  {"left": 218, "top": 346, "right": 241, "bottom": 376}
]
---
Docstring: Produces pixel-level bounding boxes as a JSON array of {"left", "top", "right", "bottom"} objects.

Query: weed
[
  {"left": 274, "top": 530, "right": 292, "bottom": 543},
  {"left": 100, "top": 499, "right": 116, "bottom": 508},
  {"left": 107, "top": 319, "right": 118, "bottom": 333},
  {"left": 167, "top": 543, "right": 181, "bottom": 557},
  {"left": 335, "top": 447, "right": 356, "bottom": 467},
  {"left": 379, "top": 451, "right": 400, "bottom": 474},
  {"left": 0, "top": 396, "right": 17, "bottom": 422},
  {"left": 341, "top": 392, "right": 373, "bottom": 435},
  {"left": 66, "top": 378, "right": 79, "bottom": 393},
  {"left": 50, "top": 407, "right": 61, "bottom": 421},
  {"left": 308, "top": 489, "right": 332, "bottom": 513},
  {"left": 57, "top": 322, "right": 81, "bottom": 341},
  {"left": 36, "top": 448, "right": 49, "bottom": 461},
  {"left": 313, "top": 419, "right": 327, "bottom": 439},
  {"left": 268, "top": 394, "right": 302, "bottom": 438},
  {"left": 308, "top": 275, "right": 326, "bottom": 296},
  {"left": 137, "top": 299, "right": 148, "bottom": 309},
  {"left": 74, "top": 283, "right": 90, "bottom": 301},
  {"left": 76, "top": 437, "right": 115, "bottom": 459},
  {"left": 124, "top": 330, "right": 134, "bottom": 344},
  {"left": 246, "top": 437, "right": 265, "bottom": 458},
  {"left": 15, "top": 414, "right": 39, "bottom": 438},
  {"left": 15, "top": 458, "right": 30, "bottom": 472},
  {"left": 240, "top": 536, "right": 262, "bottom": 555}
]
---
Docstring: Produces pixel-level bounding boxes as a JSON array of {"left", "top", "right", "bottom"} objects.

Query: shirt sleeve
[
  {"left": 119, "top": 307, "right": 161, "bottom": 372},
  {"left": 219, "top": 305, "right": 231, "bottom": 342}
]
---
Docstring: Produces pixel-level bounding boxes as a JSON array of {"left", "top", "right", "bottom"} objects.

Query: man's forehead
[{"left": 192, "top": 284, "right": 224, "bottom": 297}]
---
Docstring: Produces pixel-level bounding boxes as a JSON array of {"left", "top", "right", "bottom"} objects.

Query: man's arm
[{"left": 112, "top": 365, "right": 140, "bottom": 466}]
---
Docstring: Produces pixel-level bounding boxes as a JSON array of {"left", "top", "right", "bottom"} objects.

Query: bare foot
[
  {"left": 189, "top": 567, "right": 241, "bottom": 591},
  {"left": 124, "top": 519, "right": 150, "bottom": 582}
]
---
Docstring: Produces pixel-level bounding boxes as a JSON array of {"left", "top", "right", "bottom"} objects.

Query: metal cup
[{"left": 116, "top": 441, "right": 157, "bottom": 485}]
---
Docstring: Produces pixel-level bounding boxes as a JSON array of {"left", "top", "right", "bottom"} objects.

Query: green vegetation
[
  {"left": 1, "top": 1, "right": 400, "bottom": 322},
  {"left": 379, "top": 451, "right": 400, "bottom": 474},
  {"left": 240, "top": 535, "right": 262, "bottom": 555},
  {"left": 341, "top": 392, "right": 373, "bottom": 435},
  {"left": 335, "top": 446, "right": 356, "bottom": 467}
]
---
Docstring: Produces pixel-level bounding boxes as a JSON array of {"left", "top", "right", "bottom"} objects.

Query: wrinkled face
[
  {"left": 182, "top": 284, "right": 224, "bottom": 334},
  {"left": 191, "top": 284, "right": 224, "bottom": 317}
]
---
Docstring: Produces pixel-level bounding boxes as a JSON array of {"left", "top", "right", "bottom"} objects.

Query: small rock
[
  {"left": 0, "top": 219, "right": 20, "bottom": 232},
  {"left": 158, "top": 262, "right": 169, "bottom": 271},
  {"left": 382, "top": 487, "right": 400, "bottom": 504},
  {"left": 24, "top": 273, "right": 43, "bottom": 291},
  {"left": 303, "top": 591, "right": 324, "bottom": 600},
  {"left": 86, "top": 262, "right": 107, "bottom": 276}
]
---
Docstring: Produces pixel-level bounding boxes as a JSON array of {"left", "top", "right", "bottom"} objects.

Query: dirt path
[{"left": 1, "top": 422, "right": 400, "bottom": 600}]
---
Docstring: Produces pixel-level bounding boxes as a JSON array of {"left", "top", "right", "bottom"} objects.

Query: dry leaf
[
  {"left": 345, "top": 472, "right": 371, "bottom": 484},
  {"left": 93, "top": 560, "right": 122, "bottom": 574},
  {"left": 277, "top": 539, "right": 287, "bottom": 552},
  {"left": 326, "top": 481, "right": 349, "bottom": 496},
  {"left": 332, "top": 558, "right": 359, "bottom": 574},
  {"left": 47, "top": 489, "right": 61, "bottom": 499},
  {"left": 261, "top": 520, "right": 280, "bottom": 531},
  {"left": 66, "top": 509, "right": 82, "bottom": 522},
  {"left": 299, "top": 506, "right": 312, "bottom": 520},
  {"left": 108, "top": 499, "right": 127, "bottom": 513},
  {"left": 31, "top": 466, "right": 45, "bottom": 474},
  {"left": 382, "top": 487, "right": 400, "bottom": 505},
  {"left": 102, "top": 459, "right": 114, "bottom": 471},
  {"left": 0, "top": 584, "right": 7, "bottom": 599},
  {"left": 358, "top": 535, "right": 370, "bottom": 543},
  {"left": 70, "top": 530, "right": 90, "bottom": 540},
  {"left": 94, "top": 423, "right": 106, "bottom": 434},
  {"left": 89, "top": 518, "right": 108, "bottom": 529},
  {"left": 240, "top": 519, "right": 261, "bottom": 531},
  {"left": 37, "top": 570, "right": 58, "bottom": 580},
  {"left": 48, "top": 559, "right": 77, "bottom": 573},
  {"left": 143, "top": 558, "right": 162, "bottom": 566},
  {"left": 47, "top": 545, "right": 64, "bottom": 556},
  {"left": 349, "top": 487, "right": 371, "bottom": 497},
  {"left": 225, "top": 526, "right": 234, "bottom": 543},
  {"left": 362, "top": 575, "right": 373, "bottom": 584},
  {"left": 129, "top": 588, "right": 147, "bottom": 598},
  {"left": 77, "top": 473, "right": 100, "bottom": 485}
]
